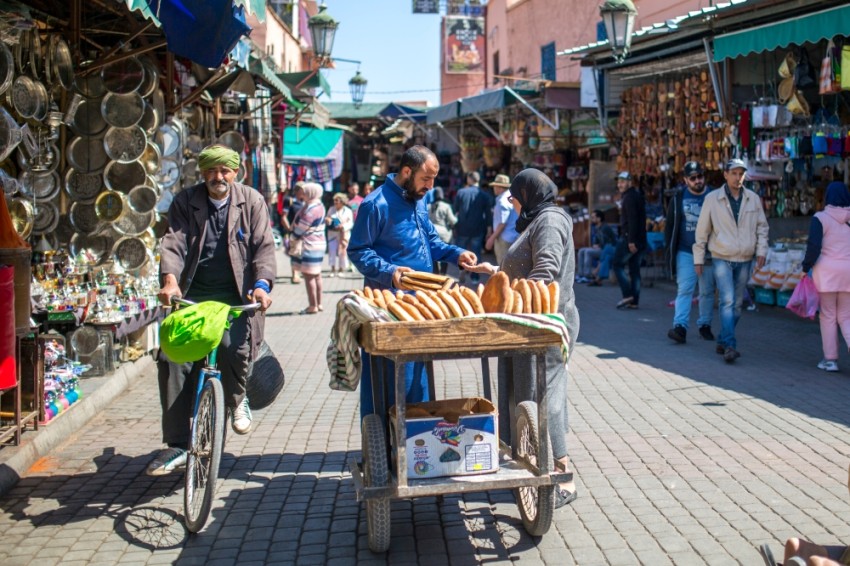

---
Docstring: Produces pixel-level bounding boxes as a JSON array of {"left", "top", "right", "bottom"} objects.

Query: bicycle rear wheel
[{"left": 184, "top": 377, "right": 225, "bottom": 533}]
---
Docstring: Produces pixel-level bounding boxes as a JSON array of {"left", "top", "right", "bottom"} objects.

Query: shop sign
[
  {"left": 412, "top": 0, "right": 439, "bottom": 13},
  {"left": 445, "top": 16, "right": 485, "bottom": 74},
  {"left": 580, "top": 67, "right": 599, "bottom": 108}
]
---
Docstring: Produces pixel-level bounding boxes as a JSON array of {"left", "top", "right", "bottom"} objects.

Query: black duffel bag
[{"left": 246, "top": 341, "right": 285, "bottom": 410}]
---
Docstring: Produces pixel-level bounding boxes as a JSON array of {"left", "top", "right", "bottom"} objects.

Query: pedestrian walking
[
  {"left": 291, "top": 182, "right": 327, "bottom": 314},
  {"left": 665, "top": 162, "right": 716, "bottom": 344},
  {"left": 485, "top": 173, "right": 518, "bottom": 266},
  {"left": 284, "top": 182, "right": 305, "bottom": 284},
  {"left": 348, "top": 145, "right": 477, "bottom": 420},
  {"left": 802, "top": 181, "right": 850, "bottom": 372},
  {"left": 694, "top": 159, "right": 768, "bottom": 363},
  {"left": 150, "top": 144, "right": 276, "bottom": 476},
  {"left": 324, "top": 192, "right": 354, "bottom": 278},
  {"left": 428, "top": 187, "right": 458, "bottom": 275},
  {"left": 612, "top": 171, "right": 647, "bottom": 309},
  {"left": 453, "top": 171, "right": 493, "bottom": 284},
  {"left": 347, "top": 182, "right": 364, "bottom": 220}
]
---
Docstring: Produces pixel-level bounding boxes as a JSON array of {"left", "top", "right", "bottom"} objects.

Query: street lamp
[
  {"left": 308, "top": 3, "right": 339, "bottom": 65},
  {"left": 349, "top": 71, "right": 367, "bottom": 108},
  {"left": 600, "top": 0, "right": 637, "bottom": 63}
]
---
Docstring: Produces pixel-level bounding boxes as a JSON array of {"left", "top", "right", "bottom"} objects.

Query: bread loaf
[
  {"left": 460, "top": 286, "right": 485, "bottom": 314},
  {"left": 416, "top": 290, "right": 446, "bottom": 320},
  {"left": 388, "top": 301, "right": 414, "bottom": 322},
  {"left": 481, "top": 271, "right": 513, "bottom": 313},
  {"left": 536, "top": 280, "right": 550, "bottom": 314},
  {"left": 547, "top": 281, "right": 560, "bottom": 314},
  {"left": 437, "top": 290, "right": 464, "bottom": 318},
  {"left": 426, "top": 290, "right": 451, "bottom": 319},
  {"left": 512, "top": 290, "right": 523, "bottom": 314},
  {"left": 451, "top": 288, "right": 475, "bottom": 317},
  {"left": 516, "top": 279, "right": 532, "bottom": 314}
]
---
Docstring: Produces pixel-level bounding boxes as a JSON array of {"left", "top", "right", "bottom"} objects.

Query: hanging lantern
[
  {"left": 600, "top": 0, "right": 637, "bottom": 63},
  {"left": 349, "top": 71, "right": 367, "bottom": 108},
  {"left": 308, "top": 4, "right": 339, "bottom": 63}
]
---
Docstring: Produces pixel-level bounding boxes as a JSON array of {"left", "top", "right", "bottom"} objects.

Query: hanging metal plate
[
  {"left": 138, "top": 58, "right": 159, "bottom": 98},
  {"left": 127, "top": 184, "right": 158, "bottom": 213},
  {"left": 75, "top": 69, "right": 106, "bottom": 99},
  {"left": 19, "top": 170, "right": 60, "bottom": 201},
  {"left": 50, "top": 36, "right": 74, "bottom": 90},
  {"left": 217, "top": 130, "right": 245, "bottom": 154},
  {"left": 12, "top": 75, "right": 41, "bottom": 118},
  {"left": 8, "top": 197, "right": 33, "bottom": 239},
  {"left": 113, "top": 207, "right": 153, "bottom": 236},
  {"left": 94, "top": 189, "right": 126, "bottom": 222},
  {"left": 31, "top": 200, "right": 59, "bottom": 235},
  {"left": 157, "top": 158, "right": 180, "bottom": 189},
  {"left": 65, "top": 168, "right": 102, "bottom": 202},
  {"left": 70, "top": 96, "right": 107, "bottom": 136},
  {"left": 101, "top": 57, "right": 144, "bottom": 94},
  {"left": 101, "top": 92, "right": 145, "bottom": 128},
  {"left": 104, "top": 160, "right": 146, "bottom": 193},
  {"left": 0, "top": 42, "right": 14, "bottom": 96},
  {"left": 156, "top": 122, "right": 181, "bottom": 157},
  {"left": 139, "top": 102, "right": 159, "bottom": 135},
  {"left": 66, "top": 136, "right": 108, "bottom": 173},
  {"left": 103, "top": 125, "right": 147, "bottom": 163},
  {"left": 69, "top": 201, "right": 101, "bottom": 234},
  {"left": 70, "top": 231, "right": 111, "bottom": 264},
  {"left": 113, "top": 236, "right": 149, "bottom": 271}
]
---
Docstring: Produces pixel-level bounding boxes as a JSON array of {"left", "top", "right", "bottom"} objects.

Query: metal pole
[{"left": 703, "top": 38, "right": 726, "bottom": 120}]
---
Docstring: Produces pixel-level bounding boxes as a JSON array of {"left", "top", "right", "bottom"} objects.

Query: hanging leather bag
[{"left": 795, "top": 47, "right": 815, "bottom": 88}]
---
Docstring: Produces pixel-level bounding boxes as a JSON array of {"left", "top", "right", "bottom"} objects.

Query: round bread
[
  {"left": 477, "top": 283, "right": 485, "bottom": 298},
  {"left": 388, "top": 301, "right": 414, "bottom": 322},
  {"left": 512, "top": 290, "right": 523, "bottom": 314},
  {"left": 459, "top": 286, "right": 484, "bottom": 314},
  {"left": 529, "top": 278, "right": 542, "bottom": 313},
  {"left": 536, "top": 280, "right": 550, "bottom": 314},
  {"left": 480, "top": 271, "right": 512, "bottom": 313},
  {"left": 451, "top": 288, "right": 475, "bottom": 317},
  {"left": 427, "top": 290, "right": 451, "bottom": 319},
  {"left": 382, "top": 289, "right": 396, "bottom": 305},
  {"left": 547, "top": 281, "right": 560, "bottom": 314},
  {"left": 398, "top": 300, "right": 424, "bottom": 321},
  {"left": 416, "top": 290, "right": 446, "bottom": 320},
  {"left": 516, "top": 279, "right": 533, "bottom": 313},
  {"left": 437, "top": 290, "right": 464, "bottom": 318}
]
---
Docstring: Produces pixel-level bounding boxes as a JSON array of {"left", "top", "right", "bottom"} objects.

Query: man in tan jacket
[{"left": 693, "top": 159, "right": 768, "bottom": 363}]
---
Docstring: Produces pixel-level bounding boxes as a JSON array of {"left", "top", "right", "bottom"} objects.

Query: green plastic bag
[{"left": 160, "top": 301, "right": 231, "bottom": 363}]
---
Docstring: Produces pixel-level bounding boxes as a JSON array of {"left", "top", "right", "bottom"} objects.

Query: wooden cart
[{"left": 350, "top": 317, "right": 572, "bottom": 552}]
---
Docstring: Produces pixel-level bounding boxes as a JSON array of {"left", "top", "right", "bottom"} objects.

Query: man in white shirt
[{"left": 485, "top": 174, "right": 518, "bottom": 265}]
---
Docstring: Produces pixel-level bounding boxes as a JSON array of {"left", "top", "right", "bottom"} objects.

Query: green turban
[{"left": 198, "top": 145, "right": 240, "bottom": 171}]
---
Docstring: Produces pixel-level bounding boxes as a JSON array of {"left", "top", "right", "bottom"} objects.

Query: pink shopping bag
[{"left": 785, "top": 273, "right": 819, "bottom": 320}]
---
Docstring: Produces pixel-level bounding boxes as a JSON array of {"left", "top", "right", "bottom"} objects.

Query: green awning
[
  {"left": 714, "top": 4, "right": 850, "bottom": 61},
  {"left": 249, "top": 59, "right": 293, "bottom": 100},
  {"left": 323, "top": 102, "right": 392, "bottom": 120},
  {"left": 279, "top": 70, "right": 332, "bottom": 97},
  {"left": 283, "top": 126, "right": 343, "bottom": 162}
]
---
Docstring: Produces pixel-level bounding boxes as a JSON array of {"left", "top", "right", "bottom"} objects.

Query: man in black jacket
[
  {"left": 613, "top": 171, "right": 647, "bottom": 309},
  {"left": 664, "top": 162, "right": 716, "bottom": 343}
]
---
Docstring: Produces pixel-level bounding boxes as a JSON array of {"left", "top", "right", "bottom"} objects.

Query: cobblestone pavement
[{"left": 1, "top": 253, "right": 850, "bottom": 565}]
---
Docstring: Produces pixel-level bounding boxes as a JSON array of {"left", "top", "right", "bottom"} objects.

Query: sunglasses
[{"left": 687, "top": 175, "right": 704, "bottom": 181}]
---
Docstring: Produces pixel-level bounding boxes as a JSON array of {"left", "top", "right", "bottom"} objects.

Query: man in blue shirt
[
  {"left": 485, "top": 174, "right": 518, "bottom": 265},
  {"left": 348, "top": 145, "right": 477, "bottom": 419},
  {"left": 665, "top": 161, "right": 716, "bottom": 344},
  {"left": 453, "top": 171, "right": 494, "bottom": 284}
]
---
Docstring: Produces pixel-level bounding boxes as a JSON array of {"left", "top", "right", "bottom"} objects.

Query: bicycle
[{"left": 169, "top": 297, "right": 260, "bottom": 533}]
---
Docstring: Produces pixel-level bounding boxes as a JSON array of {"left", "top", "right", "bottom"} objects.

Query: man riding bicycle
[{"left": 148, "top": 144, "right": 276, "bottom": 477}]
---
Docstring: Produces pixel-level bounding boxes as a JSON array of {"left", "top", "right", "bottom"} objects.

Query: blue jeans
[
  {"left": 673, "top": 251, "right": 715, "bottom": 328},
  {"left": 713, "top": 259, "right": 752, "bottom": 349},
  {"left": 597, "top": 244, "right": 615, "bottom": 279},
  {"left": 613, "top": 239, "right": 646, "bottom": 304},
  {"left": 360, "top": 351, "right": 429, "bottom": 421}
]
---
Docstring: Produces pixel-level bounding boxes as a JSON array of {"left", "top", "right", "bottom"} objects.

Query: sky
[{"left": 318, "top": 1, "right": 443, "bottom": 107}]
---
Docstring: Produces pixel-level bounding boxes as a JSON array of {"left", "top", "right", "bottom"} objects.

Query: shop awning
[
  {"left": 249, "top": 58, "right": 294, "bottom": 100},
  {"left": 138, "top": 0, "right": 251, "bottom": 68},
  {"left": 713, "top": 4, "right": 850, "bottom": 61},
  {"left": 323, "top": 102, "right": 396, "bottom": 121},
  {"left": 283, "top": 126, "right": 343, "bottom": 162},
  {"left": 381, "top": 103, "right": 427, "bottom": 123},
  {"left": 279, "top": 70, "right": 332, "bottom": 97},
  {"left": 459, "top": 88, "right": 521, "bottom": 117},
  {"left": 426, "top": 101, "right": 459, "bottom": 124}
]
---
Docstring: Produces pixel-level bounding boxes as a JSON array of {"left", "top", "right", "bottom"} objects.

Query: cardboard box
[{"left": 389, "top": 398, "right": 499, "bottom": 480}]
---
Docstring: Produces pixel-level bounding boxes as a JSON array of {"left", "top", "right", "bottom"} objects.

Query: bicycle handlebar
[{"left": 170, "top": 297, "right": 262, "bottom": 313}]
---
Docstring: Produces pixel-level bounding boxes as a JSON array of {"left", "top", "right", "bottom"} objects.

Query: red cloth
[
  {"left": 0, "top": 265, "right": 15, "bottom": 388},
  {"left": 739, "top": 108, "right": 751, "bottom": 150}
]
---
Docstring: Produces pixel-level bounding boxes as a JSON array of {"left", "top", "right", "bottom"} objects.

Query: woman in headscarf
[
  {"left": 324, "top": 192, "right": 354, "bottom": 277},
  {"left": 802, "top": 181, "right": 850, "bottom": 372},
  {"left": 428, "top": 187, "right": 457, "bottom": 275},
  {"left": 290, "top": 182, "right": 326, "bottom": 314},
  {"left": 466, "top": 168, "right": 580, "bottom": 508},
  {"left": 283, "top": 182, "right": 305, "bottom": 284}
]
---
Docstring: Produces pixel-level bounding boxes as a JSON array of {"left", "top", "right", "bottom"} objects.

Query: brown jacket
[{"left": 160, "top": 182, "right": 277, "bottom": 358}]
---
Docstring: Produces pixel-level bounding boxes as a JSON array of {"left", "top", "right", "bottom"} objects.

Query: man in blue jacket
[{"left": 349, "top": 145, "right": 477, "bottom": 419}]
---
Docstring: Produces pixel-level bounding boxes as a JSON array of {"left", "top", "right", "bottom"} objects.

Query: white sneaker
[
  {"left": 817, "top": 359, "right": 839, "bottom": 372},
  {"left": 232, "top": 398, "right": 252, "bottom": 434},
  {"left": 146, "top": 447, "right": 187, "bottom": 476}
]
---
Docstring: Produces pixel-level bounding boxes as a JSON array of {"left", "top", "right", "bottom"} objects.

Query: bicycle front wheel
[{"left": 184, "top": 377, "right": 225, "bottom": 533}]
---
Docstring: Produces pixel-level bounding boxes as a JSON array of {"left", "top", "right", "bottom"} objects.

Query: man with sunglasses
[{"left": 665, "top": 162, "right": 716, "bottom": 344}]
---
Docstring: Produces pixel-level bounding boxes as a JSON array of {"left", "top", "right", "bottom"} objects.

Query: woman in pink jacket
[{"left": 802, "top": 182, "right": 850, "bottom": 372}]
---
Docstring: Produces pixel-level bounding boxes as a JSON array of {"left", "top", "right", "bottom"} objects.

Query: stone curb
[{"left": 0, "top": 354, "right": 154, "bottom": 497}]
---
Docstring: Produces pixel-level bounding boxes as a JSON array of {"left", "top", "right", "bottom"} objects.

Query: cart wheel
[
  {"left": 513, "top": 401, "right": 555, "bottom": 537},
  {"left": 362, "top": 414, "right": 391, "bottom": 552}
]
